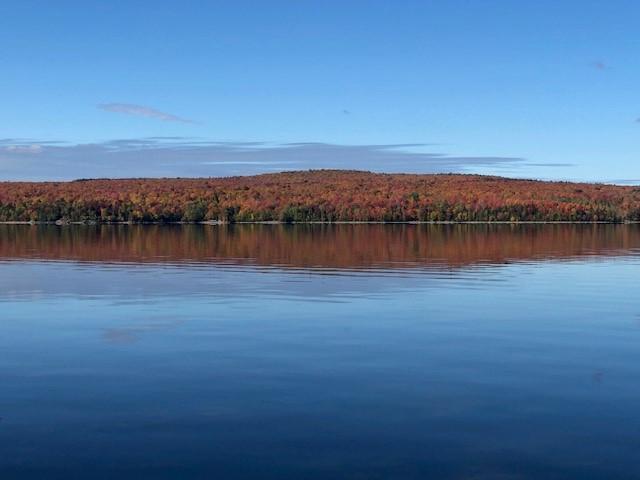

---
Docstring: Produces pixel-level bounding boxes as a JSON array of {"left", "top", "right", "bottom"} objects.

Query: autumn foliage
[{"left": 1, "top": 170, "right": 639, "bottom": 223}]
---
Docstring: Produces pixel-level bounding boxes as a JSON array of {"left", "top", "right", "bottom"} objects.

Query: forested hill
[{"left": 1, "top": 170, "right": 639, "bottom": 223}]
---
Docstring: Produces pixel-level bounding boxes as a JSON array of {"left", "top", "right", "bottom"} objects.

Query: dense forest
[{"left": 1, "top": 170, "right": 639, "bottom": 223}]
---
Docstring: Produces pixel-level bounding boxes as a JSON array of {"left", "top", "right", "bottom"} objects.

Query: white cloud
[
  {"left": 0, "top": 137, "right": 527, "bottom": 181},
  {"left": 98, "top": 103, "right": 196, "bottom": 123},
  {"left": 5, "top": 144, "right": 43, "bottom": 154}
]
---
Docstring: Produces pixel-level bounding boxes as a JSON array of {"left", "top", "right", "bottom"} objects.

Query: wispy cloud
[
  {"left": 97, "top": 103, "right": 196, "bottom": 123},
  {"left": 0, "top": 138, "right": 590, "bottom": 181},
  {"left": 525, "top": 162, "right": 574, "bottom": 168},
  {"left": 4, "top": 144, "right": 43, "bottom": 154},
  {"left": 0, "top": 138, "right": 531, "bottom": 181},
  {"left": 606, "top": 178, "right": 640, "bottom": 185}
]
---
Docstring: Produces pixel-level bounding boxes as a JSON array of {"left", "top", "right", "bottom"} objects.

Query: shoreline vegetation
[
  {"left": 3, "top": 221, "right": 640, "bottom": 225},
  {"left": 1, "top": 170, "right": 639, "bottom": 224}
]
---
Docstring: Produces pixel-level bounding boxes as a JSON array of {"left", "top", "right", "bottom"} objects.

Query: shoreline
[
  {"left": 2, "top": 172, "right": 638, "bottom": 226},
  {"left": 1, "top": 220, "right": 639, "bottom": 226}
]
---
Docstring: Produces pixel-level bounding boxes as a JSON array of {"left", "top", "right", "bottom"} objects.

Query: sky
[{"left": 0, "top": 0, "right": 638, "bottom": 182}]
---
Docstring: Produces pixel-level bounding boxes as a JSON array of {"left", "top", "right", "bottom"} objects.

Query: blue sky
[{"left": 0, "top": 0, "right": 638, "bottom": 182}]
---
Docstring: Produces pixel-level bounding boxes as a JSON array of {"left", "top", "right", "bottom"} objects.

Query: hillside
[{"left": 1, "top": 170, "right": 639, "bottom": 223}]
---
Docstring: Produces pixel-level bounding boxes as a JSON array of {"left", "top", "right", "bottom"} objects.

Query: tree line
[{"left": 1, "top": 170, "right": 639, "bottom": 223}]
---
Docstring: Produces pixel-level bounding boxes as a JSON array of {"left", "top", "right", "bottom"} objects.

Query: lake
[{"left": 1, "top": 224, "right": 640, "bottom": 479}]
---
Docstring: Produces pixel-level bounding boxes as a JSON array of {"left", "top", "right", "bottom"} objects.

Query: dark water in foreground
[{"left": 1, "top": 225, "right": 640, "bottom": 479}]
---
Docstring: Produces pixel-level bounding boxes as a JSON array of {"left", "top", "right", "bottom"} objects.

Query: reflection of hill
[{"left": 1, "top": 224, "right": 639, "bottom": 268}]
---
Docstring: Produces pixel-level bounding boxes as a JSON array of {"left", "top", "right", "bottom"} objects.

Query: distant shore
[
  {"left": 1, "top": 170, "right": 639, "bottom": 224},
  {"left": 1, "top": 220, "right": 638, "bottom": 226}
]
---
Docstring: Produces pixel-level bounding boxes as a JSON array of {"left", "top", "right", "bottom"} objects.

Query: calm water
[{"left": 1, "top": 225, "right": 640, "bottom": 479}]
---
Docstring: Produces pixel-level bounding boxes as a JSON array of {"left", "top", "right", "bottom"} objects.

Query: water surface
[{"left": 1, "top": 225, "right": 640, "bottom": 479}]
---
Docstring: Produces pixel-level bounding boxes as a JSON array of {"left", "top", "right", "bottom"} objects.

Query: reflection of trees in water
[{"left": 1, "top": 224, "right": 639, "bottom": 268}]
